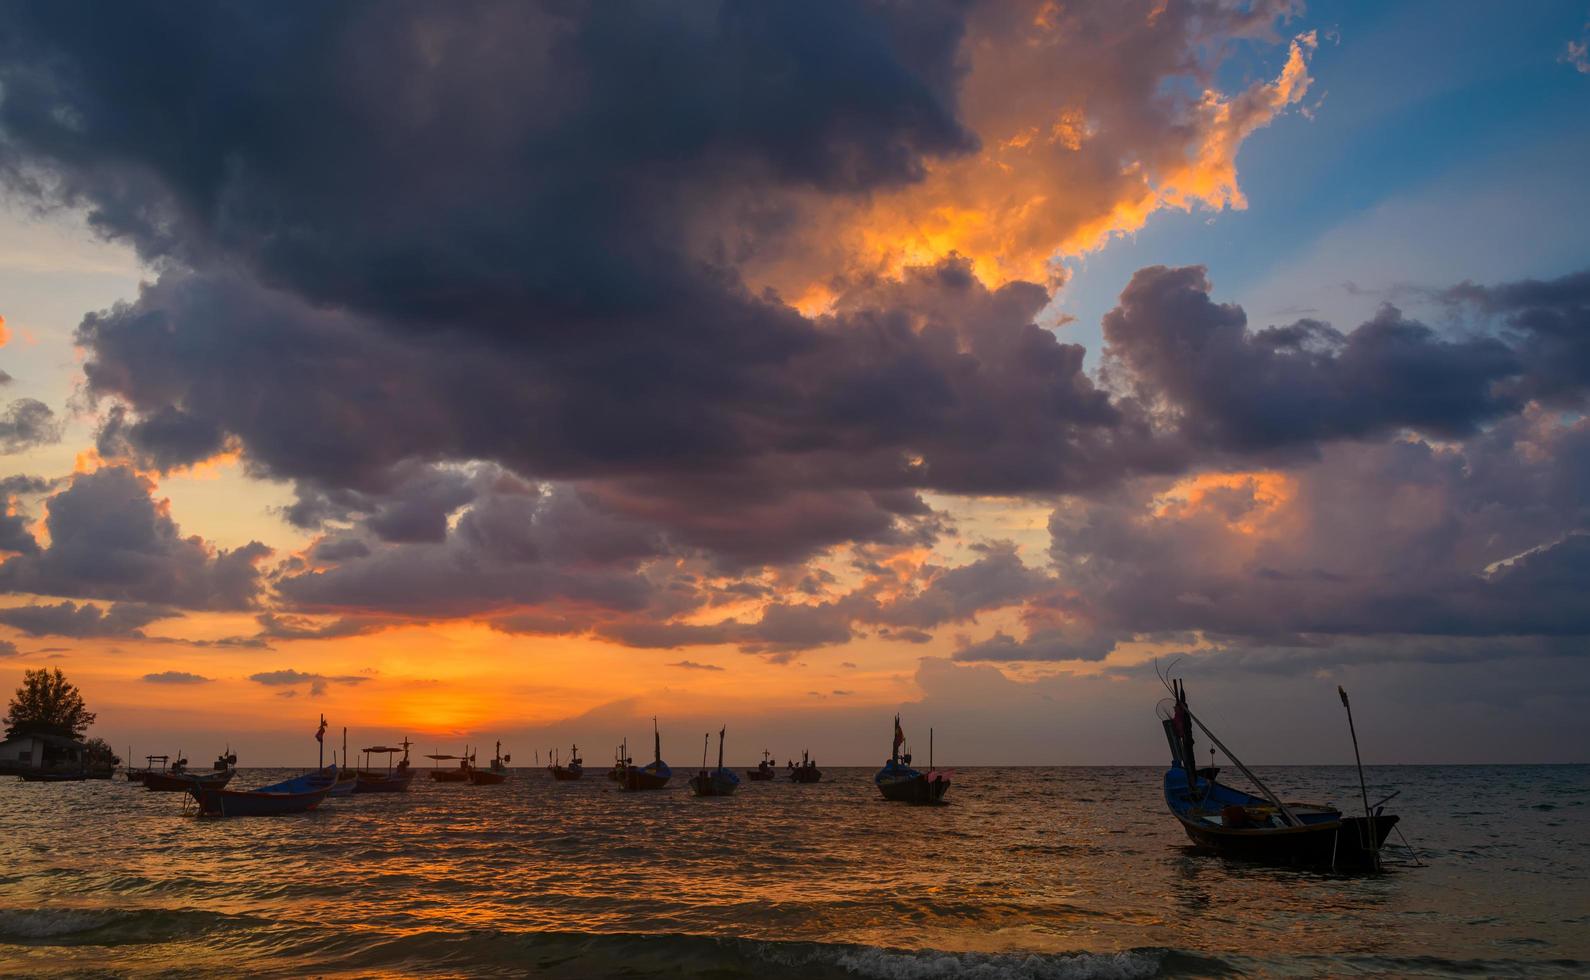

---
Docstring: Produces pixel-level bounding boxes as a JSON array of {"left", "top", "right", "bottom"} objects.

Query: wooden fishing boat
[
  {"left": 549, "top": 743, "right": 583, "bottom": 781},
  {"left": 126, "top": 754, "right": 168, "bottom": 783},
  {"left": 190, "top": 781, "right": 332, "bottom": 817},
  {"left": 688, "top": 728, "right": 740, "bottom": 797},
  {"left": 470, "top": 741, "right": 512, "bottom": 785},
  {"left": 18, "top": 769, "right": 88, "bottom": 782},
  {"left": 1158, "top": 678, "right": 1398, "bottom": 870},
  {"left": 621, "top": 719, "right": 672, "bottom": 791},
  {"left": 144, "top": 749, "right": 236, "bottom": 792},
  {"left": 875, "top": 715, "right": 951, "bottom": 804},
  {"left": 353, "top": 739, "right": 415, "bottom": 793},
  {"left": 746, "top": 750, "right": 776, "bottom": 781},
  {"left": 787, "top": 749, "right": 822, "bottom": 783},
  {"left": 606, "top": 742, "right": 630, "bottom": 781},
  {"left": 426, "top": 748, "right": 473, "bottom": 783}
]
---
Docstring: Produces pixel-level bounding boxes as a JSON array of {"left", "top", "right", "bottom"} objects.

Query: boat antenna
[
  {"left": 929, "top": 727, "right": 933, "bottom": 771},
  {"left": 1339, "top": 686, "right": 1381, "bottom": 870},
  {"left": 701, "top": 732, "right": 709, "bottom": 771},
  {"left": 718, "top": 727, "right": 726, "bottom": 771}
]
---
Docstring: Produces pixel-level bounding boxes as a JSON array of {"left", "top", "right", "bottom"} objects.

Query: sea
[{"left": 1, "top": 765, "right": 1586, "bottom": 978}]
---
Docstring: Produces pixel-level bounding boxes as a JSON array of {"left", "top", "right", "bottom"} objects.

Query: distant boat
[
  {"left": 144, "top": 750, "right": 236, "bottom": 792},
  {"left": 689, "top": 727, "right": 740, "bottom": 797},
  {"left": 746, "top": 750, "right": 776, "bottom": 781},
  {"left": 787, "top": 749, "right": 822, "bottom": 783},
  {"left": 353, "top": 739, "right": 415, "bottom": 793},
  {"left": 607, "top": 741, "right": 630, "bottom": 781},
  {"left": 426, "top": 747, "right": 474, "bottom": 783},
  {"left": 549, "top": 743, "right": 584, "bottom": 781},
  {"left": 1158, "top": 677, "right": 1399, "bottom": 869},
  {"left": 18, "top": 770, "right": 88, "bottom": 782},
  {"left": 470, "top": 741, "right": 512, "bottom": 785},
  {"left": 125, "top": 754, "right": 169, "bottom": 783},
  {"left": 621, "top": 719, "right": 671, "bottom": 791},
  {"left": 874, "top": 715, "right": 950, "bottom": 804}
]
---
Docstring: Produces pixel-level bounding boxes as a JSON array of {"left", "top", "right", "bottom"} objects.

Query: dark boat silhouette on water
[
  {"left": 607, "top": 742, "right": 629, "bottom": 781},
  {"left": 470, "top": 741, "right": 512, "bottom": 785},
  {"left": 1159, "top": 676, "right": 1399, "bottom": 870},
  {"left": 746, "top": 750, "right": 776, "bottom": 781},
  {"left": 787, "top": 749, "right": 822, "bottom": 783},
  {"left": 875, "top": 715, "right": 950, "bottom": 804},
  {"left": 427, "top": 748, "right": 473, "bottom": 783},
  {"left": 688, "top": 728, "right": 740, "bottom": 797},
  {"left": 621, "top": 720, "right": 672, "bottom": 791},
  {"left": 549, "top": 744, "right": 584, "bottom": 781},
  {"left": 353, "top": 739, "right": 414, "bottom": 793},
  {"left": 144, "top": 750, "right": 236, "bottom": 792}
]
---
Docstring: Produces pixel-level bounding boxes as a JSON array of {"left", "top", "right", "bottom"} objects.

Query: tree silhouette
[{"left": 4, "top": 668, "right": 96, "bottom": 739}]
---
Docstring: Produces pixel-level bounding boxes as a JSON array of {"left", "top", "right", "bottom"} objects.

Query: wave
[{"left": 0, "top": 906, "right": 255, "bottom": 946}]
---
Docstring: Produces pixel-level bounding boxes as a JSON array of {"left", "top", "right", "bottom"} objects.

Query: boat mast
[
  {"left": 718, "top": 727, "right": 725, "bottom": 770},
  {"left": 1339, "top": 687, "right": 1380, "bottom": 868},
  {"left": 701, "top": 732, "right": 708, "bottom": 770},
  {"left": 653, "top": 717, "right": 661, "bottom": 764}
]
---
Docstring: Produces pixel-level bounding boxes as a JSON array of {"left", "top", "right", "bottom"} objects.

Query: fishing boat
[
  {"left": 353, "top": 739, "right": 415, "bottom": 793},
  {"left": 18, "top": 769, "right": 88, "bottom": 782},
  {"left": 1158, "top": 677, "right": 1399, "bottom": 870},
  {"left": 875, "top": 715, "right": 951, "bottom": 804},
  {"left": 125, "top": 753, "right": 168, "bottom": 783},
  {"left": 607, "top": 741, "right": 630, "bottom": 781},
  {"left": 688, "top": 727, "right": 740, "bottom": 797},
  {"left": 746, "top": 750, "right": 776, "bottom": 781},
  {"left": 426, "top": 747, "right": 473, "bottom": 783},
  {"left": 189, "top": 775, "right": 332, "bottom": 817},
  {"left": 620, "top": 719, "right": 672, "bottom": 791},
  {"left": 470, "top": 741, "right": 512, "bottom": 785},
  {"left": 787, "top": 749, "right": 822, "bottom": 783},
  {"left": 549, "top": 744, "right": 583, "bottom": 781},
  {"left": 144, "top": 750, "right": 237, "bottom": 792}
]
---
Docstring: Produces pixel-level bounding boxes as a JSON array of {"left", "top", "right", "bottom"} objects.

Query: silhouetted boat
[
  {"left": 190, "top": 780, "right": 332, "bottom": 817},
  {"left": 621, "top": 719, "right": 671, "bottom": 791},
  {"left": 18, "top": 770, "right": 87, "bottom": 782},
  {"left": 353, "top": 739, "right": 414, "bottom": 793},
  {"left": 550, "top": 743, "right": 583, "bottom": 781},
  {"left": 607, "top": 741, "right": 630, "bottom": 781},
  {"left": 688, "top": 727, "right": 740, "bottom": 797},
  {"left": 787, "top": 749, "right": 822, "bottom": 783},
  {"left": 426, "top": 748, "right": 473, "bottom": 783},
  {"left": 126, "top": 753, "right": 168, "bottom": 783},
  {"left": 144, "top": 750, "right": 236, "bottom": 792},
  {"left": 470, "top": 741, "right": 512, "bottom": 785},
  {"left": 746, "top": 750, "right": 776, "bottom": 781},
  {"left": 1158, "top": 677, "right": 1398, "bottom": 870},
  {"left": 875, "top": 715, "right": 950, "bottom": 804}
]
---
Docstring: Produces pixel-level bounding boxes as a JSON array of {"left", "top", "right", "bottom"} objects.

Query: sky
[{"left": 1, "top": 1, "right": 1587, "bottom": 766}]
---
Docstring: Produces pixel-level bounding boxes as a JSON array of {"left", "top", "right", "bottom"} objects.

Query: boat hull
[
  {"left": 745, "top": 768, "right": 775, "bottom": 781},
  {"left": 429, "top": 769, "right": 471, "bottom": 783},
  {"left": 354, "top": 770, "right": 414, "bottom": 793},
  {"left": 876, "top": 768, "right": 951, "bottom": 804},
  {"left": 688, "top": 769, "right": 740, "bottom": 797},
  {"left": 1175, "top": 811, "right": 1398, "bottom": 868},
  {"left": 789, "top": 767, "right": 822, "bottom": 783},
  {"left": 18, "top": 770, "right": 88, "bottom": 782},
  {"left": 550, "top": 766, "right": 583, "bottom": 781},
  {"left": 469, "top": 768, "right": 508, "bottom": 785},
  {"left": 125, "top": 770, "right": 148, "bottom": 783},
  {"left": 621, "top": 764, "right": 671, "bottom": 791},
  {"left": 191, "top": 784, "right": 331, "bottom": 817},
  {"left": 144, "top": 770, "right": 234, "bottom": 792}
]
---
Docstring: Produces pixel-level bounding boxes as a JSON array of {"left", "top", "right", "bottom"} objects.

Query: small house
[{"left": 0, "top": 732, "right": 86, "bottom": 775}]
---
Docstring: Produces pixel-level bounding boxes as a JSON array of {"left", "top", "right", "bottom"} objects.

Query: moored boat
[
  {"left": 787, "top": 749, "right": 822, "bottom": 783},
  {"left": 145, "top": 749, "right": 236, "bottom": 792},
  {"left": 426, "top": 748, "right": 473, "bottom": 783},
  {"left": 353, "top": 739, "right": 415, "bottom": 793},
  {"left": 607, "top": 741, "right": 630, "bottom": 781},
  {"left": 746, "top": 750, "right": 776, "bottom": 781},
  {"left": 190, "top": 780, "right": 332, "bottom": 817},
  {"left": 470, "top": 741, "right": 512, "bottom": 785},
  {"left": 549, "top": 743, "right": 583, "bottom": 781},
  {"left": 875, "top": 715, "right": 950, "bottom": 804},
  {"left": 621, "top": 719, "right": 671, "bottom": 791},
  {"left": 1158, "top": 677, "right": 1398, "bottom": 870},
  {"left": 688, "top": 727, "right": 740, "bottom": 797}
]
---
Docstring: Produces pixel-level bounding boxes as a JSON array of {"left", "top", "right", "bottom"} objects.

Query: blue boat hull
[
  {"left": 191, "top": 784, "right": 332, "bottom": 817},
  {"left": 1164, "top": 768, "right": 1396, "bottom": 868},
  {"left": 688, "top": 768, "right": 740, "bottom": 797}
]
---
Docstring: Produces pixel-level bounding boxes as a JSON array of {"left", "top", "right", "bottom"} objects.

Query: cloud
[
  {"left": 142, "top": 670, "right": 212, "bottom": 684},
  {"left": 666, "top": 660, "right": 724, "bottom": 672},
  {"left": 0, "top": 639, "right": 17, "bottom": 659},
  {"left": 0, "top": 466, "right": 271, "bottom": 610},
  {"left": 0, "top": 399, "right": 62, "bottom": 454},
  {"left": 0, "top": 600, "right": 180, "bottom": 638},
  {"left": 247, "top": 668, "right": 370, "bottom": 698},
  {"left": 254, "top": 612, "right": 397, "bottom": 641}
]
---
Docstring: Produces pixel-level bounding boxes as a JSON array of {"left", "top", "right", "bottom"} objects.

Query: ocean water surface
[{"left": 1, "top": 765, "right": 1586, "bottom": 977}]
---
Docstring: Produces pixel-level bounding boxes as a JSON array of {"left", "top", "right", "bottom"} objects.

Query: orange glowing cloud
[
  {"left": 0, "top": 313, "right": 9, "bottom": 347},
  {"left": 739, "top": 6, "right": 1316, "bottom": 306}
]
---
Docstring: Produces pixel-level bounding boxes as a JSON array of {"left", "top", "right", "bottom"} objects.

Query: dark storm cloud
[
  {"left": 0, "top": 466, "right": 270, "bottom": 610},
  {"left": 1443, "top": 267, "right": 1590, "bottom": 406},
  {"left": 0, "top": 600, "right": 180, "bottom": 638},
  {"left": 96, "top": 404, "right": 227, "bottom": 473},
  {"left": 1102, "top": 265, "right": 1524, "bottom": 452},
  {"left": 0, "top": 398, "right": 62, "bottom": 453},
  {"left": 869, "top": 542, "right": 1048, "bottom": 629},
  {"left": 254, "top": 612, "right": 397, "bottom": 641}
]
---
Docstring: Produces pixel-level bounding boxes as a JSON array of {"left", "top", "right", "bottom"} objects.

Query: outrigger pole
[
  {"left": 1339, "top": 686, "right": 1380, "bottom": 869},
  {"left": 1180, "top": 695, "right": 1303, "bottom": 828}
]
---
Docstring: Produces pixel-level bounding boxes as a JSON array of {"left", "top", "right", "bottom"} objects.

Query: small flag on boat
[{"left": 315, "top": 716, "right": 327, "bottom": 743}]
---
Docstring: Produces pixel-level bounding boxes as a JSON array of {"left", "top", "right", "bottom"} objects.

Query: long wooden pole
[{"left": 1339, "top": 686, "right": 1380, "bottom": 869}]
